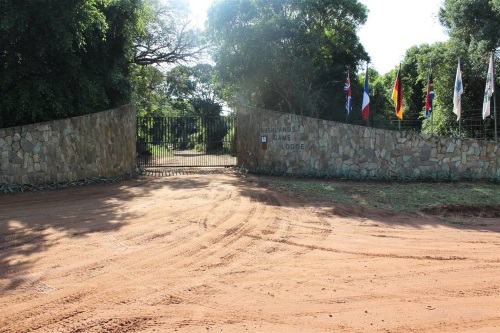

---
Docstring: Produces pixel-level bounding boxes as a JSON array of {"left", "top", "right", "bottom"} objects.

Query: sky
[
  {"left": 357, "top": 0, "right": 449, "bottom": 73},
  {"left": 187, "top": 0, "right": 450, "bottom": 74}
]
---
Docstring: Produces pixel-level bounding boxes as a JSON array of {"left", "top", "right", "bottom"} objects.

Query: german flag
[
  {"left": 392, "top": 68, "right": 403, "bottom": 120},
  {"left": 425, "top": 67, "right": 434, "bottom": 118}
]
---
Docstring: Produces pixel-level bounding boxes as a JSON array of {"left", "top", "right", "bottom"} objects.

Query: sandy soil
[{"left": 1, "top": 169, "right": 499, "bottom": 333}]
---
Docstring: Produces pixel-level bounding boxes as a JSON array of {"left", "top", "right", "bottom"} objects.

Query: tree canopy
[
  {"left": 206, "top": 0, "right": 369, "bottom": 119},
  {"left": 439, "top": 0, "right": 500, "bottom": 49},
  {"left": 0, "top": 0, "right": 209, "bottom": 128},
  {"left": 133, "top": 0, "right": 207, "bottom": 66},
  {"left": 0, "top": 0, "right": 143, "bottom": 128}
]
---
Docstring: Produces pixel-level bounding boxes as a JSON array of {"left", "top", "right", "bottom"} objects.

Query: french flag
[{"left": 362, "top": 68, "right": 370, "bottom": 121}]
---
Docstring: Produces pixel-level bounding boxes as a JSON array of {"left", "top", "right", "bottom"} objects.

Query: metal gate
[{"left": 136, "top": 116, "right": 237, "bottom": 167}]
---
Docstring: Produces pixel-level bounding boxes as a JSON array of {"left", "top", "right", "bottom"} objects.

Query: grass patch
[{"left": 262, "top": 177, "right": 500, "bottom": 215}]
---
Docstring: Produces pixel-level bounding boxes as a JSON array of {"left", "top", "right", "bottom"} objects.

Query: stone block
[
  {"left": 21, "top": 138, "right": 34, "bottom": 152},
  {"left": 36, "top": 124, "right": 50, "bottom": 131},
  {"left": 33, "top": 142, "right": 42, "bottom": 154}
]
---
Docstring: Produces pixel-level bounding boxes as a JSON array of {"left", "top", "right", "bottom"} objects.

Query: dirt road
[{"left": 1, "top": 169, "right": 499, "bottom": 332}]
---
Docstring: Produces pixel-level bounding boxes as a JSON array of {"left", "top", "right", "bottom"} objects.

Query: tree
[
  {"left": 439, "top": 0, "right": 500, "bottom": 49},
  {"left": 166, "top": 64, "right": 224, "bottom": 114},
  {"left": 0, "top": 0, "right": 143, "bottom": 128},
  {"left": 130, "top": 64, "right": 176, "bottom": 117},
  {"left": 129, "top": 0, "right": 214, "bottom": 119},
  {"left": 389, "top": 41, "right": 479, "bottom": 137},
  {"left": 133, "top": 0, "right": 207, "bottom": 66},
  {"left": 206, "top": 0, "right": 368, "bottom": 120},
  {"left": 0, "top": 0, "right": 209, "bottom": 128},
  {"left": 437, "top": 0, "right": 499, "bottom": 139}
]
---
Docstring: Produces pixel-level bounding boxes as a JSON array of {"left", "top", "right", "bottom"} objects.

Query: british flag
[{"left": 344, "top": 71, "right": 352, "bottom": 114}]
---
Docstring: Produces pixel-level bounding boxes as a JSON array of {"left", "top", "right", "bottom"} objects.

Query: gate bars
[{"left": 136, "top": 116, "right": 237, "bottom": 167}]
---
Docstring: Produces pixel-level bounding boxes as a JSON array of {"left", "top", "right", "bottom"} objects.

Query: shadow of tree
[
  {"left": 134, "top": 167, "right": 500, "bottom": 233},
  {"left": 0, "top": 179, "right": 158, "bottom": 291}
]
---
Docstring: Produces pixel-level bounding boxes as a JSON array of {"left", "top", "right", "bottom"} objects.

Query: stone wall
[
  {"left": 0, "top": 105, "right": 136, "bottom": 184},
  {"left": 237, "top": 106, "right": 500, "bottom": 179}
]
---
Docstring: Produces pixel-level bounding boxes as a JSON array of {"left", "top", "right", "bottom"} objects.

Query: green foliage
[
  {"left": 166, "top": 64, "right": 225, "bottom": 115},
  {"left": 131, "top": 63, "right": 225, "bottom": 118},
  {"left": 439, "top": 0, "right": 500, "bottom": 48},
  {"left": 222, "top": 126, "right": 236, "bottom": 156},
  {"left": 130, "top": 64, "right": 176, "bottom": 116},
  {"left": 126, "top": 0, "right": 214, "bottom": 120},
  {"left": 263, "top": 177, "right": 500, "bottom": 214},
  {"left": 206, "top": 0, "right": 368, "bottom": 119},
  {"left": 0, "top": 0, "right": 143, "bottom": 128},
  {"left": 189, "top": 116, "right": 230, "bottom": 152}
]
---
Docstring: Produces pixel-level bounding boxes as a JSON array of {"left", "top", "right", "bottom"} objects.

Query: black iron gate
[{"left": 136, "top": 116, "right": 237, "bottom": 167}]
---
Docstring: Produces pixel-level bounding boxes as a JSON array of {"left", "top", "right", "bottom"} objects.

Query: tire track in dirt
[
  {"left": 2, "top": 284, "right": 154, "bottom": 333},
  {"left": 67, "top": 176, "right": 239, "bottom": 275},
  {"left": 46, "top": 175, "right": 253, "bottom": 311},
  {"left": 60, "top": 316, "right": 153, "bottom": 333},
  {"left": 245, "top": 191, "right": 324, "bottom": 258},
  {"left": 2, "top": 172, "right": 500, "bottom": 333},
  {"left": 149, "top": 189, "right": 327, "bottom": 327},
  {"left": 128, "top": 191, "right": 245, "bottom": 272},
  {"left": 105, "top": 189, "right": 292, "bottom": 321},
  {"left": 244, "top": 235, "right": 473, "bottom": 261}
]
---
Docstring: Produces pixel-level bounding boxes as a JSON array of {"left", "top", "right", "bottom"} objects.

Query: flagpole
[
  {"left": 494, "top": 85, "right": 497, "bottom": 142},
  {"left": 345, "top": 69, "right": 350, "bottom": 125},
  {"left": 459, "top": 58, "right": 462, "bottom": 137},
  {"left": 399, "top": 63, "right": 401, "bottom": 132},
  {"left": 347, "top": 68, "right": 349, "bottom": 125},
  {"left": 365, "top": 61, "right": 370, "bottom": 127},
  {"left": 366, "top": 62, "right": 369, "bottom": 127},
  {"left": 430, "top": 60, "right": 434, "bottom": 135},
  {"left": 458, "top": 58, "right": 462, "bottom": 138},
  {"left": 431, "top": 109, "right": 434, "bottom": 135},
  {"left": 493, "top": 51, "right": 497, "bottom": 142}
]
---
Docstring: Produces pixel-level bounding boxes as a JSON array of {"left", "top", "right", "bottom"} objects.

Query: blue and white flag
[
  {"left": 453, "top": 59, "right": 463, "bottom": 121},
  {"left": 482, "top": 52, "right": 495, "bottom": 119}
]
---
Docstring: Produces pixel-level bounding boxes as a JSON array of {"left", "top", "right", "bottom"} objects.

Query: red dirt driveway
[{"left": 1, "top": 169, "right": 499, "bottom": 332}]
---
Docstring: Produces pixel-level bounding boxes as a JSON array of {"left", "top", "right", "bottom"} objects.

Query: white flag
[
  {"left": 453, "top": 59, "right": 464, "bottom": 121},
  {"left": 482, "top": 52, "right": 495, "bottom": 119}
]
